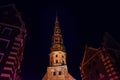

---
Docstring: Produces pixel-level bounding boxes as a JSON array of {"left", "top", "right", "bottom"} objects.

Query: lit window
[{"left": 0, "top": 52, "right": 4, "bottom": 62}]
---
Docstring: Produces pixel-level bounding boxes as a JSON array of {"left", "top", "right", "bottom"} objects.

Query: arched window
[
  {"left": 62, "top": 60, "right": 64, "bottom": 65},
  {"left": 53, "top": 72, "right": 56, "bottom": 76},
  {"left": 56, "top": 55, "right": 58, "bottom": 57},
  {"left": 56, "top": 60, "right": 58, "bottom": 63}
]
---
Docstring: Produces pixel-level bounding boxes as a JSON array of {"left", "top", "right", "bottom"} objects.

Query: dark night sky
[{"left": 0, "top": 0, "right": 120, "bottom": 80}]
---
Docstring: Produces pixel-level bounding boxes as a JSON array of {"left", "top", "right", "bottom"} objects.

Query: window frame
[
  {"left": 0, "top": 52, "right": 4, "bottom": 62},
  {"left": 1, "top": 27, "right": 13, "bottom": 36},
  {"left": 0, "top": 38, "right": 10, "bottom": 48}
]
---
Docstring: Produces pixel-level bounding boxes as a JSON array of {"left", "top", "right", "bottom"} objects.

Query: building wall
[
  {"left": 0, "top": 4, "right": 27, "bottom": 80},
  {"left": 80, "top": 46, "right": 120, "bottom": 80}
]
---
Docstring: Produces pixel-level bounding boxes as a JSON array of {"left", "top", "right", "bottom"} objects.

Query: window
[
  {"left": 59, "top": 71, "right": 62, "bottom": 75},
  {"left": 56, "top": 55, "right": 58, "bottom": 57},
  {"left": 54, "top": 37, "right": 60, "bottom": 43},
  {"left": 0, "top": 52, "right": 4, "bottom": 62},
  {"left": 62, "top": 60, "right": 64, "bottom": 65},
  {"left": 2, "top": 27, "right": 12, "bottom": 36},
  {"left": 0, "top": 38, "right": 10, "bottom": 49},
  {"left": 56, "top": 60, "right": 58, "bottom": 63},
  {"left": 62, "top": 55, "right": 64, "bottom": 58},
  {"left": 53, "top": 72, "right": 56, "bottom": 76}
]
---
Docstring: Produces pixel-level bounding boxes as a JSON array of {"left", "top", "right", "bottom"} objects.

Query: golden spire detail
[{"left": 50, "top": 16, "right": 65, "bottom": 52}]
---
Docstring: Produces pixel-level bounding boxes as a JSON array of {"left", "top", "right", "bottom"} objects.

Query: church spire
[{"left": 50, "top": 15, "right": 65, "bottom": 52}]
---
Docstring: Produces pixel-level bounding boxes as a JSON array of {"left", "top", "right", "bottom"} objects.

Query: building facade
[
  {"left": 42, "top": 16, "right": 75, "bottom": 80},
  {"left": 80, "top": 33, "right": 120, "bottom": 80},
  {"left": 0, "top": 4, "right": 27, "bottom": 80}
]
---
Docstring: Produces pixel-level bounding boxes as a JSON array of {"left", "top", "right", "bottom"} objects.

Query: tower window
[
  {"left": 62, "top": 60, "right": 64, "bottom": 65},
  {"left": 53, "top": 72, "right": 56, "bottom": 76},
  {"left": 62, "top": 55, "right": 64, "bottom": 58},
  {"left": 56, "top": 60, "right": 58, "bottom": 63},
  {"left": 56, "top": 55, "right": 58, "bottom": 57},
  {"left": 59, "top": 71, "right": 62, "bottom": 75}
]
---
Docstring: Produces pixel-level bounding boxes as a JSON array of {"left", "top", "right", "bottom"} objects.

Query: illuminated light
[
  {"left": 15, "top": 37, "right": 22, "bottom": 42},
  {"left": 104, "top": 62, "right": 107, "bottom": 65},
  {"left": 8, "top": 56, "right": 16, "bottom": 60},
  {"left": 110, "top": 68, "right": 114, "bottom": 71},
  {"left": 108, "top": 73, "right": 112, "bottom": 77},
  {"left": 4, "top": 67, "right": 12, "bottom": 71},
  {"left": 10, "top": 52, "right": 17, "bottom": 55},
  {"left": 114, "top": 76, "right": 119, "bottom": 79},
  {"left": 109, "top": 64, "right": 112, "bottom": 67},
  {"left": 12, "top": 46, "right": 19, "bottom": 50},
  {"left": 107, "top": 69, "right": 110, "bottom": 72},
  {"left": 102, "top": 58, "right": 105, "bottom": 62},
  {"left": 99, "top": 73, "right": 105, "bottom": 79},
  {"left": 106, "top": 56, "right": 109, "bottom": 60},
  {"left": 107, "top": 60, "right": 110, "bottom": 63},
  {"left": 112, "top": 72, "right": 117, "bottom": 75},
  {"left": 4, "top": 67, "right": 13, "bottom": 73},
  {"left": 105, "top": 65, "right": 109, "bottom": 69},
  {"left": 6, "top": 61, "right": 14, "bottom": 65},
  {"left": 13, "top": 42, "right": 20, "bottom": 46},
  {"left": 0, "top": 73, "right": 12, "bottom": 80},
  {"left": 1, "top": 73, "right": 10, "bottom": 77},
  {"left": 110, "top": 78, "right": 114, "bottom": 80}
]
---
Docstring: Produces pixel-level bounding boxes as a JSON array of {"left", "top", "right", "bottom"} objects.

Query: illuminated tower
[
  {"left": 0, "top": 4, "right": 27, "bottom": 80},
  {"left": 80, "top": 33, "right": 120, "bottom": 80},
  {"left": 42, "top": 16, "right": 75, "bottom": 80}
]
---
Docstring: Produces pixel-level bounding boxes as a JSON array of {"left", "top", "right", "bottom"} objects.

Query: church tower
[{"left": 42, "top": 16, "right": 75, "bottom": 80}]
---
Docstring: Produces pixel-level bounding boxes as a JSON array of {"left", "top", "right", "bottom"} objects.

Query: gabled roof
[{"left": 81, "top": 45, "right": 99, "bottom": 67}]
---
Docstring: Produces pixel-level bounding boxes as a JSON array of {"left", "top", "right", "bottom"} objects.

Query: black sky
[{"left": 0, "top": 0, "right": 120, "bottom": 80}]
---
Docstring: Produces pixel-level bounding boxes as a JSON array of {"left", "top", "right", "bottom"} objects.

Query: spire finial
[
  {"left": 55, "top": 12, "right": 58, "bottom": 23},
  {"left": 50, "top": 14, "right": 65, "bottom": 52}
]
